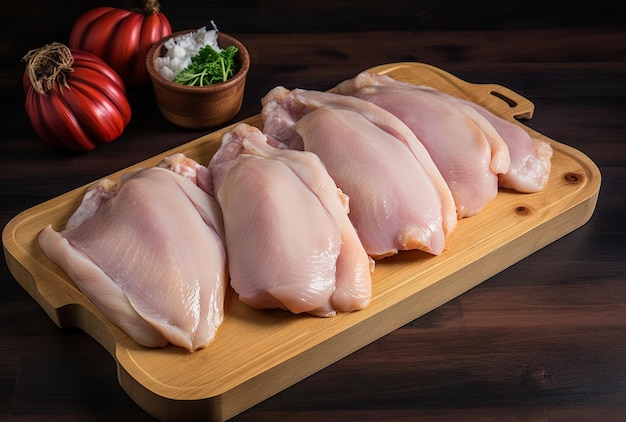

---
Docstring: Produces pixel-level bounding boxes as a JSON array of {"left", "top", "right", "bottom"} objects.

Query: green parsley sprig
[{"left": 173, "top": 44, "right": 239, "bottom": 87}]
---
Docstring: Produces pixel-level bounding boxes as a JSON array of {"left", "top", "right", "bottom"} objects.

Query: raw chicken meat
[
  {"left": 207, "top": 123, "right": 373, "bottom": 317},
  {"left": 406, "top": 82, "right": 553, "bottom": 192},
  {"left": 334, "top": 72, "right": 510, "bottom": 218},
  {"left": 38, "top": 155, "right": 228, "bottom": 351},
  {"left": 261, "top": 86, "right": 457, "bottom": 258},
  {"left": 338, "top": 72, "right": 552, "bottom": 195},
  {"left": 453, "top": 97, "right": 553, "bottom": 193}
]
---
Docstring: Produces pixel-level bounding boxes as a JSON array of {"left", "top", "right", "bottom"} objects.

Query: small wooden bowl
[{"left": 146, "top": 30, "right": 250, "bottom": 130}]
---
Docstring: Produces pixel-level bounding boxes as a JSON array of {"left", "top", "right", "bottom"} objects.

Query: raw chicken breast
[
  {"left": 261, "top": 86, "right": 457, "bottom": 258},
  {"left": 334, "top": 72, "right": 510, "bottom": 218},
  {"left": 455, "top": 99, "right": 553, "bottom": 193},
  {"left": 208, "top": 123, "right": 373, "bottom": 316},
  {"left": 407, "top": 82, "right": 552, "bottom": 192},
  {"left": 345, "top": 72, "right": 552, "bottom": 194},
  {"left": 38, "top": 156, "right": 228, "bottom": 351}
]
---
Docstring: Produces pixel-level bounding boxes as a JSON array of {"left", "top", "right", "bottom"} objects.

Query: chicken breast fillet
[
  {"left": 334, "top": 72, "right": 509, "bottom": 218},
  {"left": 339, "top": 72, "right": 552, "bottom": 194},
  {"left": 207, "top": 123, "right": 373, "bottom": 317},
  {"left": 38, "top": 158, "right": 228, "bottom": 351},
  {"left": 261, "top": 86, "right": 457, "bottom": 258}
]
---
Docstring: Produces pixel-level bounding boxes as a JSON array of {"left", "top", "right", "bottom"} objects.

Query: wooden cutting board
[{"left": 2, "top": 62, "right": 601, "bottom": 421}]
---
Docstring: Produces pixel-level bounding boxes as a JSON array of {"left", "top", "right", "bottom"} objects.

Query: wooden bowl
[{"left": 146, "top": 30, "right": 250, "bottom": 129}]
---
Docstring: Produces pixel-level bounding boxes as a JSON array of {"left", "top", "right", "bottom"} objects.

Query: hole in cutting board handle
[{"left": 490, "top": 90, "right": 518, "bottom": 108}]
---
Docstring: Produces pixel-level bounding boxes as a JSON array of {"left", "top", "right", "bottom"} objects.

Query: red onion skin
[
  {"left": 24, "top": 50, "right": 132, "bottom": 152},
  {"left": 69, "top": 5, "right": 172, "bottom": 86}
]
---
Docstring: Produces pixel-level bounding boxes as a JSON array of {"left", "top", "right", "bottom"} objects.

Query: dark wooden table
[{"left": 2, "top": 1, "right": 625, "bottom": 420}]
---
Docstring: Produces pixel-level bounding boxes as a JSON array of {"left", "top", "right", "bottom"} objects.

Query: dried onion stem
[
  {"left": 22, "top": 42, "right": 74, "bottom": 95},
  {"left": 124, "top": 0, "right": 162, "bottom": 15}
]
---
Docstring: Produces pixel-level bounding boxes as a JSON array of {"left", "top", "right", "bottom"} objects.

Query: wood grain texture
[{"left": 1, "top": 1, "right": 624, "bottom": 421}]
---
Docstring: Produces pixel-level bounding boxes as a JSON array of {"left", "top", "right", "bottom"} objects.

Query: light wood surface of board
[{"left": 2, "top": 62, "right": 601, "bottom": 421}]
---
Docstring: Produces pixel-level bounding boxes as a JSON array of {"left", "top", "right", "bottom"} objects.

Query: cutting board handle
[{"left": 471, "top": 83, "right": 535, "bottom": 121}]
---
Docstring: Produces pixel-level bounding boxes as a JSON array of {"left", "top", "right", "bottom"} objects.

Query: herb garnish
[{"left": 173, "top": 44, "right": 239, "bottom": 87}]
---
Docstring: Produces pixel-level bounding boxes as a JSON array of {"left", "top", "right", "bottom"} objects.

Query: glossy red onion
[
  {"left": 69, "top": 0, "right": 172, "bottom": 86},
  {"left": 22, "top": 42, "right": 132, "bottom": 152}
]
